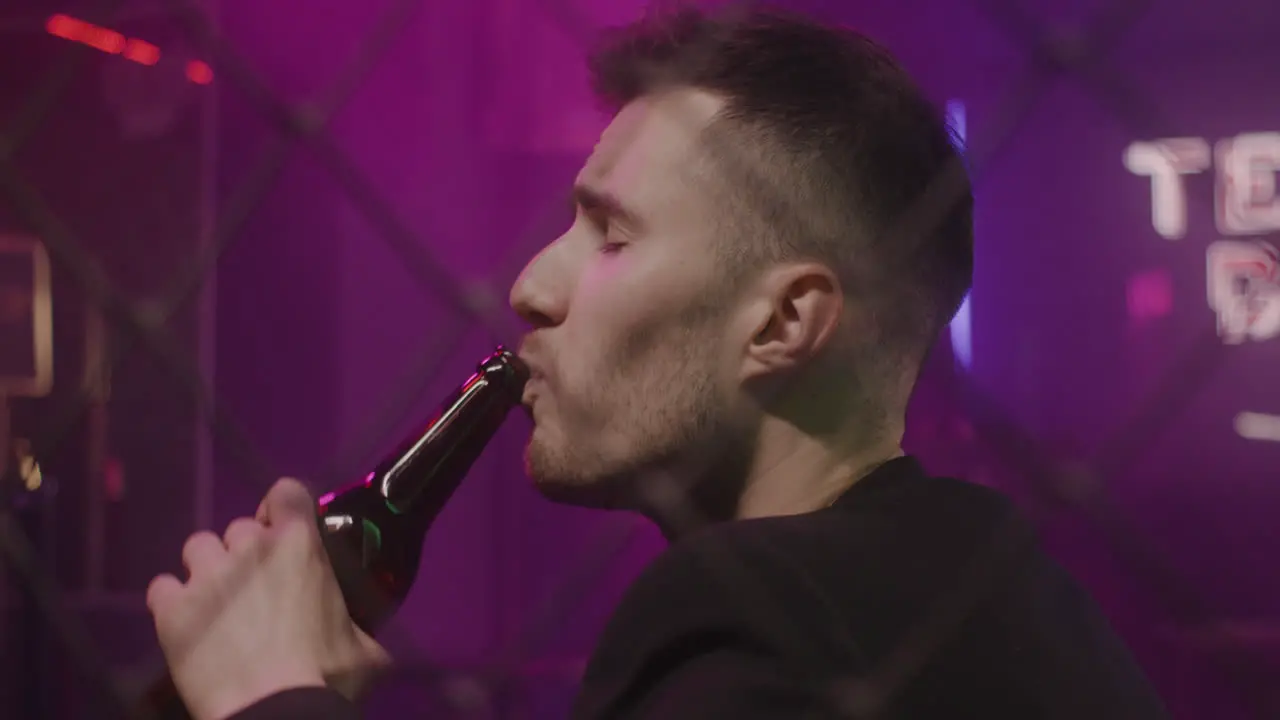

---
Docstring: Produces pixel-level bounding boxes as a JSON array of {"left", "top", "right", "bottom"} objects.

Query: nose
[{"left": 509, "top": 240, "right": 570, "bottom": 329}]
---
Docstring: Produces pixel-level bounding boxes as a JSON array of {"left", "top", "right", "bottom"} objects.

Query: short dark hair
[{"left": 587, "top": 4, "right": 974, "bottom": 376}]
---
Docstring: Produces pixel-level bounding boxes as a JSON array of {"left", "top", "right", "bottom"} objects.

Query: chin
[
  {"left": 525, "top": 446, "right": 632, "bottom": 510},
  {"left": 530, "top": 478, "right": 608, "bottom": 508},
  {"left": 527, "top": 472, "right": 628, "bottom": 510}
]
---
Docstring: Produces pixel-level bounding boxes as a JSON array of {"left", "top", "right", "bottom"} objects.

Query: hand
[{"left": 147, "top": 478, "right": 390, "bottom": 720}]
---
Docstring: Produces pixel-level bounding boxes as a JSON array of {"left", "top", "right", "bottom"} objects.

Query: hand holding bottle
[
  {"left": 146, "top": 478, "right": 390, "bottom": 720},
  {"left": 139, "top": 348, "right": 526, "bottom": 718}
]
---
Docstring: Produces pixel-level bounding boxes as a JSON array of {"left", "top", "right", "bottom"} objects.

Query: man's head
[{"left": 509, "top": 5, "right": 973, "bottom": 514}]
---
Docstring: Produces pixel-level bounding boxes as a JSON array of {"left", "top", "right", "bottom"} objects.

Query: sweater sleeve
[{"left": 225, "top": 687, "right": 362, "bottom": 720}]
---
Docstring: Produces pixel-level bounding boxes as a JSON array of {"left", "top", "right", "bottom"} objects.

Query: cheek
[
  {"left": 549, "top": 318, "right": 659, "bottom": 442},
  {"left": 559, "top": 251, "right": 723, "bottom": 401},
  {"left": 567, "top": 274, "right": 658, "bottom": 365},
  {"left": 572, "top": 252, "right": 700, "bottom": 338}
]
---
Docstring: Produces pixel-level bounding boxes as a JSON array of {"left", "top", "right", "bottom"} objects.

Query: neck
[
  {"left": 733, "top": 416, "right": 903, "bottom": 521},
  {"left": 637, "top": 415, "right": 904, "bottom": 540}
]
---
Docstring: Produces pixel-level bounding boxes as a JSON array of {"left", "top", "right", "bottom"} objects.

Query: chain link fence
[{"left": 1, "top": 0, "right": 1276, "bottom": 717}]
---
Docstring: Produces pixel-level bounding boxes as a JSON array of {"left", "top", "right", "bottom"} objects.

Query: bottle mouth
[{"left": 486, "top": 345, "right": 531, "bottom": 395}]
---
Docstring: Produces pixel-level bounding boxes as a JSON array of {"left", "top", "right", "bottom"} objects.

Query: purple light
[{"left": 946, "top": 99, "right": 973, "bottom": 371}]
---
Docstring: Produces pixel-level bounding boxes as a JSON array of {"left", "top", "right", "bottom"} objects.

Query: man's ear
[{"left": 738, "top": 263, "right": 843, "bottom": 382}]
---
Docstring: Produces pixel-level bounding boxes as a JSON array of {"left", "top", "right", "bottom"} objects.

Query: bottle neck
[{"left": 375, "top": 349, "right": 526, "bottom": 514}]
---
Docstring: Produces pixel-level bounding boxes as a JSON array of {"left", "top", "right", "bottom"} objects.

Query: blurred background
[{"left": 0, "top": 0, "right": 1277, "bottom": 717}]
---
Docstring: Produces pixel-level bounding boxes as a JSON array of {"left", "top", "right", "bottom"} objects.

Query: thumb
[
  {"left": 328, "top": 626, "right": 392, "bottom": 703},
  {"left": 257, "top": 476, "right": 317, "bottom": 527},
  {"left": 356, "top": 625, "right": 391, "bottom": 666}
]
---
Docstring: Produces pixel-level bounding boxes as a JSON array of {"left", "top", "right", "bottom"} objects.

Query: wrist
[{"left": 190, "top": 666, "right": 326, "bottom": 720}]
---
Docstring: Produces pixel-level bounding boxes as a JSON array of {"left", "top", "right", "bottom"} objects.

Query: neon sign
[
  {"left": 1236, "top": 411, "right": 1280, "bottom": 443},
  {"left": 1127, "top": 133, "right": 1280, "bottom": 444},
  {"left": 1125, "top": 133, "right": 1280, "bottom": 345}
]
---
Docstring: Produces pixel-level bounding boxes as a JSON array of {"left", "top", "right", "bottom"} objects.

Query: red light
[
  {"left": 124, "top": 38, "right": 160, "bottom": 66},
  {"left": 45, "top": 14, "right": 75, "bottom": 39},
  {"left": 91, "top": 27, "right": 125, "bottom": 54},
  {"left": 45, "top": 13, "right": 88, "bottom": 41},
  {"left": 104, "top": 457, "right": 126, "bottom": 501},
  {"left": 47, "top": 14, "right": 125, "bottom": 54},
  {"left": 186, "top": 60, "right": 213, "bottom": 85},
  {"left": 44, "top": 14, "right": 212, "bottom": 85}
]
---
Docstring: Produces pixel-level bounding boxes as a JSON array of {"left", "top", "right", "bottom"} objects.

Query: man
[{"left": 146, "top": 6, "right": 1169, "bottom": 719}]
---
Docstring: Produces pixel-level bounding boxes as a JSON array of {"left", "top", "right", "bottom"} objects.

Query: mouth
[
  {"left": 519, "top": 365, "right": 544, "bottom": 415},
  {"left": 521, "top": 375, "right": 542, "bottom": 405},
  {"left": 514, "top": 343, "right": 545, "bottom": 413}
]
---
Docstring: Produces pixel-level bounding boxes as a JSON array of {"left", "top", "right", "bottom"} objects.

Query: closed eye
[{"left": 571, "top": 183, "right": 644, "bottom": 235}]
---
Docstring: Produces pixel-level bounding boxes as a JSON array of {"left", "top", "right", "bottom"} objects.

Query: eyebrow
[{"left": 571, "top": 183, "right": 645, "bottom": 232}]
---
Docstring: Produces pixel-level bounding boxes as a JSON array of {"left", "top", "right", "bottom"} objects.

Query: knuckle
[
  {"left": 223, "top": 517, "right": 264, "bottom": 550},
  {"left": 227, "top": 516, "right": 255, "bottom": 530},
  {"left": 145, "top": 574, "right": 172, "bottom": 603},
  {"left": 279, "top": 517, "right": 319, "bottom": 550},
  {"left": 181, "top": 530, "right": 218, "bottom": 557},
  {"left": 271, "top": 476, "right": 309, "bottom": 502},
  {"left": 146, "top": 574, "right": 185, "bottom": 622},
  {"left": 225, "top": 516, "right": 258, "bottom": 535}
]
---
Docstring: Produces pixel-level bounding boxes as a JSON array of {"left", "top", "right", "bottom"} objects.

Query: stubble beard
[
  {"left": 525, "top": 309, "right": 738, "bottom": 513},
  {"left": 526, "top": 350, "right": 721, "bottom": 510}
]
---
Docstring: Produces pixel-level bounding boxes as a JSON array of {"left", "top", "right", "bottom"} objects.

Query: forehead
[{"left": 577, "top": 90, "right": 725, "bottom": 214}]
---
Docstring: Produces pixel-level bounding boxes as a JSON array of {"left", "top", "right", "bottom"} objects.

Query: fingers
[
  {"left": 146, "top": 573, "right": 184, "bottom": 615},
  {"left": 152, "top": 527, "right": 233, "bottom": 619},
  {"left": 223, "top": 517, "right": 264, "bottom": 555},
  {"left": 155, "top": 517, "right": 260, "bottom": 614},
  {"left": 157, "top": 477, "right": 316, "bottom": 622},
  {"left": 182, "top": 531, "right": 228, "bottom": 577},
  {"left": 257, "top": 477, "right": 317, "bottom": 528}
]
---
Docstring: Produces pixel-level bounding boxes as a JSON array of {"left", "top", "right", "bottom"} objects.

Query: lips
[
  {"left": 518, "top": 357, "right": 544, "bottom": 405},
  {"left": 515, "top": 340, "right": 546, "bottom": 412},
  {"left": 519, "top": 376, "right": 544, "bottom": 422}
]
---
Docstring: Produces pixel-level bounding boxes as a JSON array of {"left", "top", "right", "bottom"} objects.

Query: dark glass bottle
[
  {"left": 318, "top": 346, "right": 528, "bottom": 633},
  {"left": 137, "top": 347, "right": 528, "bottom": 719}
]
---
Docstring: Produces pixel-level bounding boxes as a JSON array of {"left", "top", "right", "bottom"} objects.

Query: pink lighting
[{"left": 1126, "top": 268, "right": 1174, "bottom": 323}]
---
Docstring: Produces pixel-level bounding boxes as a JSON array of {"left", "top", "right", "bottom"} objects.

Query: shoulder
[
  {"left": 583, "top": 465, "right": 1168, "bottom": 718},
  {"left": 638, "top": 470, "right": 1031, "bottom": 608},
  {"left": 600, "top": 471, "right": 1032, "bottom": 669}
]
